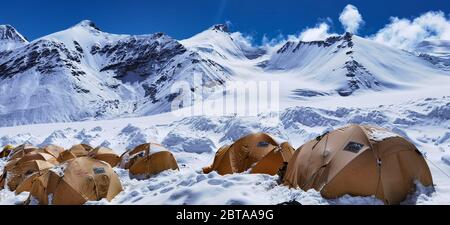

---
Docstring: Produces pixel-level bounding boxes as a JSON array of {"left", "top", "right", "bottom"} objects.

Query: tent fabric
[
  {"left": 88, "top": 147, "right": 120, "bottom": 167},
  {"left": 15, "top": 152, "right": 59, "bottom": 166},
  {"left": 8, "top": 144, "right": 39, "bottom": 161},
  {"left": 27, "top": 157, "right": 123, "bottom": 205},
  {"left": 120, "top": 143, "right": 179, "bottom": 178},
  {"left": 250, "top": 142, "right": 295, "bottom": 175},
  {"left": 56, "top": 143, "right": 93, "bottom": 163},
  {"left": 1, "top": 160, "right": 55, "bottom": 191},
  {"left": 40, "top": 145, "right": 65, "bottom": 159},
  {"left": 283, "top": 124, "right": 433, "bottom": 205},
  {"left": 58, "top": 150, "right": 77, "bottom": 163},
  {"left": 203, "top": 133, "right": 295, "bottom": 176},
  {"left": 68, "top": 144, "right": 93, "bottom": 157}
]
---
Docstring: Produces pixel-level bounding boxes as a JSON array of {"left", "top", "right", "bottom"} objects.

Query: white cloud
[
  {"left": 371, "top": 11, "right": 450, "bottom": 50},
  {"left": 259, "top": 21, "right": 337, "bottom": 54},
  {"left": 298, "top": 22, "right": 337, "bottom": 42},
  {"left": 339, "top": 4, "right": 364, "bottom": 34}
]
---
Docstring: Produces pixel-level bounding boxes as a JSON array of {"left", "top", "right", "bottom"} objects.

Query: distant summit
[
  {"left": 210, "top": 24, "right": 229, "bottom": 33},
  {"left": 73, "top": 20, "right": 101, "bottom": 31},
  {"left": 0, "top": 24, "right": 27, "bottom": 42}
]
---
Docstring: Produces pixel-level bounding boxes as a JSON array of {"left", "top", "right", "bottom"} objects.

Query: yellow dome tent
[{"left": 0, "top": 144, "right": 14, "bottom": 158}]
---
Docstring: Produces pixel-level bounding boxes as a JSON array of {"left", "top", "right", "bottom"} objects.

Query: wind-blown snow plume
[
  {"left": 339, "top": 4, "right": 364, "bottom": 34},
  {"left": 371, "top": 11, "right": 450, "bottom": 50}
]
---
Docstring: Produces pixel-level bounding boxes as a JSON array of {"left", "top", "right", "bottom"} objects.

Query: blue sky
[{"left": 1, "top": 0, "right": 450, "bottom": 43}]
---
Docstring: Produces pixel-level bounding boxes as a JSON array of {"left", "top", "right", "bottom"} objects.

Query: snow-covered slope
[
  {"left": 1, "top": 22, "right": 450, "bottom": 205},
  {"left": 263, "top": 33, "right": 450, "bottom": 96},
  {"left": 1, "top": 95, "right": 449, "bottom": 205},
  {"left": 415, "top": 40, "right": 450, "bottom": 70},
  {"left": 0, "top": 21, "right": 231, "bottom": 127},
  {"left": 1, "top": 22, "right": 450, "bottom": 127}
]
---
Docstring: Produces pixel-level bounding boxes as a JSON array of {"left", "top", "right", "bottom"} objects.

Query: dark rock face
[
  {"left": 142, "top": 84, "right": 159, "bottom": 103},
  {"left": 277, "top": 41, "right": 295, "bottom": 54},
  {"left": 0, "top": 39, "right": 83, "bottom": 78},
  {"left": 277, "top": 32, "right": 355, "bottom": 54},
  {"left": 338, "top": 60, "right": 380, "bottom": 97},
  {"left": 419, "top": 53, "right": 450, "bottom": 70},
  {"left": 94, "top": 34, "right": 187, "bottom": 79},
  {"left": 211, "top": 24, "right": 229, "bottom": 33}
]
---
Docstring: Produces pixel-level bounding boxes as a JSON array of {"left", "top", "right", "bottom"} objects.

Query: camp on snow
[{"left": 0, "top": 125, "right": 435, "bottom": 205}]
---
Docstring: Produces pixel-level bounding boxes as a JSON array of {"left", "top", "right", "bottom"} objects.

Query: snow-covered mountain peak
[
  {"left": 0, "top": 24, "right": 28, "bottom": 51},
  {"left": 276, "top": 32, "right": 354, "bottom": 55},
  {"left": 181, "top": 24, "right": 265, "bottom": 60},
  {"left": 72, "top": 20, "right": 102, "bottom": 31},
  {"left": 0, "top": 24, "right": 27, "bottom": 43},
  {"left": 263, "top": 32, "right": 450, "bottom": 96},
  {"left": 1, "top": 23, "right": 450, "bottom": 127},
  {"left": 210, "top": 24, "right": 230, "bottom": 33}
]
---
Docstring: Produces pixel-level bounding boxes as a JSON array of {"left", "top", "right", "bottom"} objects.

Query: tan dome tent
[
  {"left": 58, "top": 150, "right": 77, "bottom": 163},
  {"left": 15, "top": 152, "right": 59, "bottom": 165},
  {"left": 251, "top": 142, "right": 295, "bottom": 175},
  {"left": 203, "top": 133, "right": 295, "bottom": 176},
  {"left": 283, "top": 124, "right": 433, "bottom": 205},
  {"left": 0, "top": 159, "right": 55, "bottom": 191},
  {"left": 27, "top": 157, "right": 123, "bottom": 205},
  {"left": 69, "top": 144, "right": 93, "bottom": 157},
  {"left": 8, "top": 144, "right": 39, "bottom": 161},
  {"left": 40, "top": 145, "right": 65, "bottom": 159},
  {"left": 88, "top": 147, "right": 120, "bottom": 167},
  {"left": 57, "top": 144, "right": 93, "bottom": 163},
  {"left": 120, "top": 143, "right": 179, "bottom": 178}
]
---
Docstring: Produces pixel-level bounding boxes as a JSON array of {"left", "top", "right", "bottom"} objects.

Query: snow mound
[
  {"left": 0, "top": 133, "right": 40, "bottom": 147},
  {"left": 162, "top": 131, "right": 215, "bottom": 153},
  {"left": 281, "top": 107, "right": 340, "bottom": 128},
  {"left": 117, "top": 124, "right": 159, "bottom": 151},
  {"left": 442, "top": 155, "right": 450, "bottom": 166}
]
